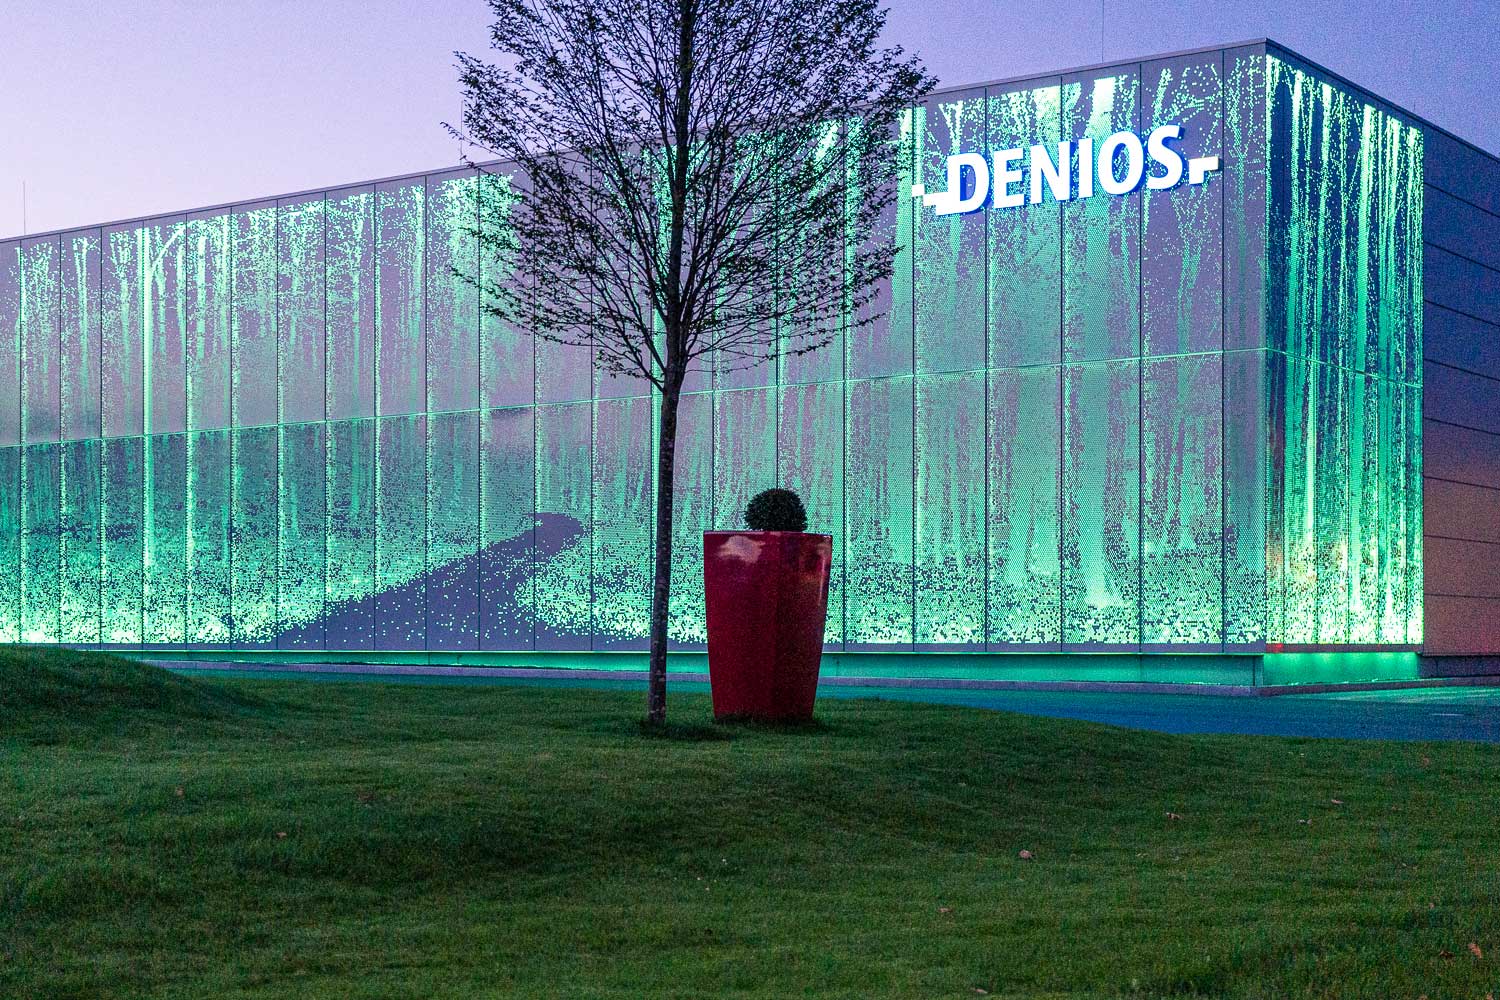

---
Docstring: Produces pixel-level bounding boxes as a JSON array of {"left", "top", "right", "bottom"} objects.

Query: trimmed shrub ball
[{"left": 744, "top": 488, "right": 808, "bottom": 532}]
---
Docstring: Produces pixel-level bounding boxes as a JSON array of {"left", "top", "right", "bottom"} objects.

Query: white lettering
[
  {"left": 927, "top": 151, "right": 989, "bottom": 216},
  {"left": 916, "top": 124, "right": 1218, "bottom": 216},
  {"left": 1146, "top": 125, "right": 1185, "bottom": 190},
  {"left": 1097, "top": 131, "right": 1145, "bottom": 196},
  {"left": 1029, "top": 141, "right": 1072, "bottom": 204},
  {"left": 992, "top": 148, "right": 1025, "bottom": 209}
]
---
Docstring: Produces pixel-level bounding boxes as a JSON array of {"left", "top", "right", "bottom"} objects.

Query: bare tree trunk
[{"left": 647, "top": 372, "right": 684, "bottom": 725}]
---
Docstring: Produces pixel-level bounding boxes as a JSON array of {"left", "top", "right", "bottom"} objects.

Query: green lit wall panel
[
  {"left": 712, "top": 135, "right": 780, "bottom": 391},
  {"left": 1276, "top": 353, "right": 1314, "bottom": 642},
  {"left": 428, "top": 172, "right": 479, "bottom": 414},
  {"left": 186, "top": 430, "right": 232, "bottom": 644},
  {"left": 712, "top": 271, "right": 777, "bottom": 391},
  {"left": 711, "top": 279, "right": 777, "bottom": 390},
  {"left": 533, "top": 140, "right": 589, "bottom": 409},
  {"left": 61, "top": 231, "right": 101, "bottom": 442},
  {"left": 714, "top": 340, "right": 776, "bottom": 392},
  {"left": 376, "top": 182, "right": 426, "bottom": 417},
  {"left": 1349, "top": 373, "right": 1381, "bottom": 643},
  {"left": 1404, "top": 383, "right": 1422, "bottom": 644},
  {"left": 535, "top": 402, "right": 591, "bottom": 648},
  {"left": 231, "top": 426, "right": 278, "bottom": 644},
  {"left": 1062, "top": 361, "right": 1140, "bottom": 645},
  {"left": 845, "top": 376, "right": 914, "bottom": 646},
  {"left": 1259, "top": 52, "right": 1424, "bottom": 648},
  {"left": 232, "top": 204, "right": 278, "bottom": 429},
  {"left": 1142, "top": 355, "right": 1222, "bottom": 644},
  {"left": 0, "top": 246, "right": 19, "bottom": 447},
  {"left": 1386, "top": 129, "right": 1425, "bottom": 386},
  {"left": 914, "top": 371, "right": 984, "bottom": 645},
  {"left": 1223, "top": 349, "right": 1267, "bottom": 646},
  {"left": 102, "top": 437, "right": 144, "bottom": 643},
  {"left": 21, "top": 443, "right": 61, "bottom": 642},
  {"left": 1381, "top": 378, "right": 1422, "bottom": 643},
  {"left": 59, "top": 439, "right": 101, "bottom": 644},
  {"left": 427, "top": 410, "right": 479, "bottom": 650},
  {"left": 186, "top": 212, "right": 232, "bottom": 431},
  {"left": 538, "top": 340, "right": 593, "bottom": 404},
  {"left": 712, "top": 387, "right": 776, "bottom": 531},
  {"left": 594, "top": 395, "right": 654, "bottom": 645},
  {"left": 1142, "top": 54, "right": 1223, "bottom": 356},
  {"left": 846, "top": 112, "right": 914, "bottom": 380},
  {"left": 780, "top": 123, "right": 846, "bottom": 387},
  {"left": 480, "top": 406, "right": 534, "bottom": 648},
  {"left": 325, "top": 418, "right": 375, "bottom": 649},
  {"left": 374, "top": 414, "right": 426, "bottom": 647},
  {"left": 1272, "top": 354, "right": 1414, "bottom": 646},
  {"left": 988, "top": 84, "right": 1062, "bottom": 369},
  {"left": 1224, "top": 48, "right": 1268, "bottom": 352},
  {"left": 1063, "top": 71, "right": 1140, "bottom": 363},
  {"left": 987, "top": 366, "right": 1061, "bottom": 646},
  {"left": 145, "top": 220, "right": 187, "bottom": 435},
  {"left": 1268, "top": 57, "right": 1424, "bottom": 372},
  {"left": 1268, "top": 58, "right": 1425, "bottom": 376},
  {"left": 279, "top": 422, "right": 326, "bottom": 649},
  {"left": 279, "top": 197, "right": 326, "bottom": 425},
  {"left": 0, "top": 449, "right": 17, "bottom": 641},
  {"left": 780, "top": 382, "right": 845, "bottom": 643},
  {"left": 20, "top": 237, "right": 61, "bottom": 445},
  {"left": 1263, "top": 352, "right": 1289, "bottom": 644},
  {"left": 479, "top": 171, "right": 531, "bottom": 408},
  {"left": 327, "top": 187, "right": 376, "bottom": 422},
  {"left": 144, "top": 433, "right": 188, "bottom": 644},
  {"left": 666, "top": 392, "right": 712, "bottom": 644},
  {"left": 913, "top": 90, "right": 985, "bottom": 374}
]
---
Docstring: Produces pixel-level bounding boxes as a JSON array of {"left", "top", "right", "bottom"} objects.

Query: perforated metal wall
[{"left": 0, "top": 44, "right": 1424, "bottom": 659}]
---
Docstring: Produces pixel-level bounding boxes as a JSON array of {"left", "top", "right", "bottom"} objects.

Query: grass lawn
[{"left": 2, "top": 647, "right": 1499, "bottom": 999}]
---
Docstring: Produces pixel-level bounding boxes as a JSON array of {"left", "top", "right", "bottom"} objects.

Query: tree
[{"left": 452, "top": 0, "right": 933, "bottom": 724}]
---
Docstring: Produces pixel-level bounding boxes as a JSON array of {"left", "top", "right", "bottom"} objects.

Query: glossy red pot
[{"left": 702, "top": 531, "right": 833, "bottom": 721}]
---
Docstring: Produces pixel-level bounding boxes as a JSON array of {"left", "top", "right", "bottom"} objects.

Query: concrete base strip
[{"left": 149, "top": 659, "right": 1500, "bottom": 698}]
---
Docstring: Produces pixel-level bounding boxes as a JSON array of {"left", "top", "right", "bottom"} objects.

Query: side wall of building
[
  {"left": 1420, "top": 129, "right": 1500, "bottom": 655},
  {"left": 1261, "top": 49, "right": 1425, "bottom": 648}
]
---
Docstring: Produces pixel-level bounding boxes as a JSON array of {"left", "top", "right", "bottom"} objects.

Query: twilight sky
[{"left": 2, "top": 0, "right": 1496, "bottom": 239}]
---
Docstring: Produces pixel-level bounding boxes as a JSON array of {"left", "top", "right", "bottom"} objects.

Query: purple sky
[{"left": 3, "top": 0, "right": 1497, "bottom": 239}]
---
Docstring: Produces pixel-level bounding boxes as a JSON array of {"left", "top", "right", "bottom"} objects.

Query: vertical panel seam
[
  {"left": 1138, "top": 63, "right": 1145, "bottom": 656},
  {"left": 1220, "top": 48, "right": 1229, "bottom": 654}
]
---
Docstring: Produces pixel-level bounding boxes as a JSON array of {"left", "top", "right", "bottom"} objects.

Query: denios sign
[{"left": 912, "top": 125, "right": 1220, "bottom": 216}]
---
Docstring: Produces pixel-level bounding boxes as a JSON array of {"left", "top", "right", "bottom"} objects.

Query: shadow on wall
[{"left": 272, "top": 512, "right": 585, "bottom": 649}]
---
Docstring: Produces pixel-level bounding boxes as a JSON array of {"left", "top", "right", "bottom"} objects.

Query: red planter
[{"left": 703, "top": 531, "right": 833, "bottom": 721}]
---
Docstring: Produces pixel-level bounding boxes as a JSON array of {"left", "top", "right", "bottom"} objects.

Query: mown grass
[{"left": 2, "top": 645, "right": 1498, "bottom": 999}]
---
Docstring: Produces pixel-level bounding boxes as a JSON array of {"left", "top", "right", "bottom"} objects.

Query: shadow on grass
[
  {"left": 633, "top": 710, "right": 846, "bottom": 743},
  {"left": 636, "top": 715, "right": 838, "bottom": 741},
  {"left": 636, "top": 719, "right": 736, "bottom": 741},
  {"left": 712, "top": 714, "right": 837, "bottom": 735}
]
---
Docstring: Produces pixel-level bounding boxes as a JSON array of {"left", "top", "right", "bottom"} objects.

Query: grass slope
[
  {"left": 1, "top": 648, "right": 1498, "bottom": 999},
  {"left": 0, "top": 646, "right": 265, "bottom": 735}
]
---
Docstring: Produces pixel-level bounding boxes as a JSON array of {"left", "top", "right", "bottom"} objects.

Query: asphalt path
[
  {"left": 166, "top": 665, "right": 1500, "bottom": 743},
  {"left": 824, "top": 683, "right": 1500, "bottom": 743}
]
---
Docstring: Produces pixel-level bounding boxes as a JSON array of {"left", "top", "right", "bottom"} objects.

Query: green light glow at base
[{"left": 125, "top": 648, "right": 1425, "bottom": 690}]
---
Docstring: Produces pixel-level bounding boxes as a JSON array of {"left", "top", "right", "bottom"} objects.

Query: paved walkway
[
  {"left": 165, "top": 664, "right": 1500, "bottom": 743},
  {"left": 825, "top": 683, "right": 1500, "bottom": 743}
]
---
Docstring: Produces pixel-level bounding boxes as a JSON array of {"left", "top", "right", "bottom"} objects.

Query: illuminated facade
[{"left": 1, "top": 40, "right": 1470, "bottom": 684}]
